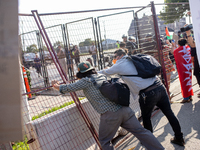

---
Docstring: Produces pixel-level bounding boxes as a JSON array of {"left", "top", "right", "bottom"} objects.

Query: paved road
[
  {"left": 115, "top": 73, "right": 200, "bottom": 150},
  {"left": 26, "top": 63, "right": 200, "bottom": 149}
]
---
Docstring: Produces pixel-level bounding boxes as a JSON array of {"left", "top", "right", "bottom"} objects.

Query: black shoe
[
  {"left": 180, "top": 99, "right": 191, "bottom": 103},
  {"left": 189, "top": 97, "right": 193, "bottom": 101},
  {"left": 197, "top": 92, "right": 200, "bottom": 97},
  {"left": 170, "top": 137, "right": 185, "bottom": 146}
]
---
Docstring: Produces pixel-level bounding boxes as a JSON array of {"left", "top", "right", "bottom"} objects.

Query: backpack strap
[
  {"left": 90, "top": 76, "right": 99, "bottom": 89},
  {"left": 90, "top": 75, "right": 107, "bottom": 89},
  {"left": 122, "top": 74, "right": 139, "bottom": 77}
]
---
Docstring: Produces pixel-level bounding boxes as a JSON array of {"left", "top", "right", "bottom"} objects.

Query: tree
[
  {"left": 53, "top": 41, "right": 64, "bottom": 53},
  {"left": 26, "top": 44, "right": 38, "bottom": 53},
  {"left": 79, "top": 38, "right": 94, "bottom": 47},
  {"left": 53, "top": 41, "right": 64, "bottom": 49},
  {"left": 42, "top": 46, "right": 48, "bottom": 51},
  {"left": 159, "top": 0, "right": 189, "bottom": 24}
]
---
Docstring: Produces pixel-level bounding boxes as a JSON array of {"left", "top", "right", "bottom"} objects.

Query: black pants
[
  {"left": 169, "top": 51, "right": 175, "bottom": 64},
  {"left": 139, "top": 84, "right": 183, "bottom": 140},
  {"left": 193, "top": 55, "right": 200, "bottom": 86}
]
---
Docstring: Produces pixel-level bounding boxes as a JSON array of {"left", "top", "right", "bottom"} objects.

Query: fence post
[
  {"left": 31, "top": 10, "right": 102, "bottom": 149},
  {"left": 36, "top": 31, "right": 50, "bottom": 87},
  {"left": 92, "top": 18, "right": 100, "bottom": 70},
  {"left": 151, "top": 1, "right": 170, "bottom": 97},
  {"left": 94, "top": 18, "right": 104, "bottom": 69},
  {"left": 64, "top": 23, "right": 74, "bottom": 80},
  {"left": 134, "top": 12, "right": 141, "bottom": 52}
]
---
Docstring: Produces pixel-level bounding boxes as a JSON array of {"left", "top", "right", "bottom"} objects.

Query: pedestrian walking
[
  {"left": 34, "top": 54, "right": 41, "bottom": 77},
  {"left": 98, "top": 49, "right": 185, "bottom": 146},
  {"left": 52, "top": 61, "right": 164, "bottom": 150}
]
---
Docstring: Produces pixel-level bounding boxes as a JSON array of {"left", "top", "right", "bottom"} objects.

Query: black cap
[{"left": 122, "top": 34, "right": 127, "bottom": 38}]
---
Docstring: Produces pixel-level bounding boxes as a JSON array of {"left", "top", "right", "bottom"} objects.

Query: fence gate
[
  {"left": 65, "top": 17, "right": 101, "bottom": 74},
  {"left": 97, "top": 10, "right": 135, "bottom": 68},
  {"left": 134, "top": 2, "right": 170, "bottom": 94},
  {"left": 20, "top": 11, "right": 103, "bottom": 150},
  {"left": 16, "top": 2, "right": 192, "bottom": 149}
]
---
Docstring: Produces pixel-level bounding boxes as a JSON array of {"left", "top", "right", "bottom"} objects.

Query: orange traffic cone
[{"left": 22, "top": 67, "right": 35, "bottom": 100}]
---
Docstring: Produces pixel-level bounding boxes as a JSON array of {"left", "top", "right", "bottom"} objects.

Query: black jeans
[
  {"left": 139, "top": 84, "right": 183, "bottom": 140},
  {"left": 193, "top": 55, "right": 200, "bottom": 86}
]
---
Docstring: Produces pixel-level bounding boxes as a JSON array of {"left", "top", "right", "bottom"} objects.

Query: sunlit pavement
[{"left": 115, "top": 73, "right": 200, "bottom": 150}]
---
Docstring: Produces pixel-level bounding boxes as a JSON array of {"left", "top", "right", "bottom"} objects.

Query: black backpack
[
  {"left": 124, "top": 54, "right": 161, "bottom": 78},
  {"left": 91, "top": 77, "right": 130, "bottom": 106}
]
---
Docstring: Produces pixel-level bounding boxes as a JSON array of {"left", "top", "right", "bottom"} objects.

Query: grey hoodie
[{"left": 98, "top": 55, "right": 157, "bottom": 100}]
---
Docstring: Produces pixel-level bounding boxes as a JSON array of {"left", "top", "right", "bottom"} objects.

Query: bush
[
  {"left": 32, "top": 97, "right": 85, "bottom": 120},
  {"left": 12, "top": 136, "right": 29, "bottom": 150}
]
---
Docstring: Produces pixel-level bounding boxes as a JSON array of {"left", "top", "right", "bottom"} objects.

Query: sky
[
  {"left": 18, "top": 0, "right": 164, "bottom": 14},
  {"left": 18, "top": 0, "right": 166, "bottom": 46}
]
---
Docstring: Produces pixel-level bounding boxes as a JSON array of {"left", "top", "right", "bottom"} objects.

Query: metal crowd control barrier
[{"left": 14, "top": 2, "right": 191, "bottom": 149}]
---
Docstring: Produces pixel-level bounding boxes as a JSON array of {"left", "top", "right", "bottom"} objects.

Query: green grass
[
  {"left": 12, "top": 136, "right": 29, "bottom": 150},
  {"left": 32, "top": 97, "right": 86, "bottom": 120},
  {"left": 12, "top": 97, "right": 86, "bottom": 150}
]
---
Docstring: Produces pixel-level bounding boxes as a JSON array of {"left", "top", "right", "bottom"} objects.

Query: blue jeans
[
  {"left": 139, "top": 84, "right": 183, "bottom": 140},
  {"left": 92, "top": 54, "right": 96, "bottom": 66}
]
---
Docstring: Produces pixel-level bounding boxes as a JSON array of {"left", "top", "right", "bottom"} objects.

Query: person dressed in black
[
  {"left": 71, "top": 45, "right": 80, "bottom": 68},
  {"left": 178, "top": 31, "right": 182, "bottom": 39},
  {"left": 185, "top": 28, "right": 200, "bottom": 97},
  {"left": 34, "top": 54, "right": 41, "bottom": 77},
  {"left": 122, "top": 34, "right": 136, "bottom": 55},
  {"left": 128, "top": 36, "right": 138, "bottom": 54},
  {"left": 119, "top": 42, "right": 128, "bottom": 54}
]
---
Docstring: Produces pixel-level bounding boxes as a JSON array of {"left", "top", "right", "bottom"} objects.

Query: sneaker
[
  {"left": 189, "top": 97, "right": 193, "bottom": 101},
  {"left": 170, "top": 137, "right": 185, "bottom": 146}
]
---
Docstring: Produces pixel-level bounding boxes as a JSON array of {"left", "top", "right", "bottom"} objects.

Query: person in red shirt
[{"left": 174, "top": 38, "right": 194, "bottom": 103}]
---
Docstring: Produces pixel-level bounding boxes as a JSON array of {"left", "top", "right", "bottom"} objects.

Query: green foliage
[
  {"left": 42, "top": 46, "right": 48, "bottom": 51},
  {"left": 160, "top": 0, "right": 189, "bottom": 24},
  {"left": 12, "top": 136, "right": 29, "bottom": 150},
  {"left": 79, "top": 38, "right": 94, "bottom": 47},
  {"left": 26, "top": 44, "right": 39, "bottom": 53},
  {"left": 53, "top": 41, "right": 64, "bottom": 53},
  {"left": 32, "top": 97, "right": 86, "bottom": 121},
  {"left": 53, "top": 41, "right": 64, "bottom": 49}
]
